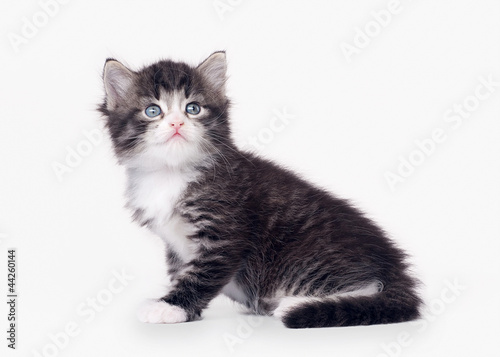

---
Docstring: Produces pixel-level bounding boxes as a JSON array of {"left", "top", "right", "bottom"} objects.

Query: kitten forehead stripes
[{"left": 138, "top": 61, "right": 195, "bottom": 99}]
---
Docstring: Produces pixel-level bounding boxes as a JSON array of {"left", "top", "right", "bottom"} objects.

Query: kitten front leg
[
  {"left": 138, "top": 245, "right": 241, "bottom": 324},
  {"left": 138, "top": 300, "right": 188, "bottom": 324}
]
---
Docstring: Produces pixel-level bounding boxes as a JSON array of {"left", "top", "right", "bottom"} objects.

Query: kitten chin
[
  {"left": 122, "top": 142, "right": 208, "bottom": 171},
  {"left": 100, "top": 52, "right": 422, "bottom": 328}
]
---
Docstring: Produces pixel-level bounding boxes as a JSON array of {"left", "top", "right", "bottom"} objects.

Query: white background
[{"left": 1, "top": 0, "right": 499, "bottom": 356}]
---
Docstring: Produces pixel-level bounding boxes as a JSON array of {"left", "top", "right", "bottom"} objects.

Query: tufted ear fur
[
  {"left": 103, "top": 59, "right": 134, "bottom": 109},
  {"left": 196, "top": 51, "right": 227, "bottom": 95}
]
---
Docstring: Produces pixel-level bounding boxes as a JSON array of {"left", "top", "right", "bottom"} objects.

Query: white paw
[
  {"left": 137, "top": 300, "right": 188, "bottom": 324},
  {"left": 273, "top": 296, "right": 317, "bottom": 318}
]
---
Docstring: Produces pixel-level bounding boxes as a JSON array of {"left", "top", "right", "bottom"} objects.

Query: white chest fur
[{"left": 126, "top": 167, "right": 199, "bottom": 262}]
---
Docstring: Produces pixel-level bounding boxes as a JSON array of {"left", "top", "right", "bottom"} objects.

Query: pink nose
[{"left": 169, "top": 120, "right": 184, "bottom": 129}]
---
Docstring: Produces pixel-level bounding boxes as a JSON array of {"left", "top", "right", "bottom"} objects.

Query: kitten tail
[{"left": 282, "top": 283, "right": 421, "bottom": 328}]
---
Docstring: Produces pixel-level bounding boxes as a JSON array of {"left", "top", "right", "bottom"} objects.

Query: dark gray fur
[{"left": 99, "top": 52, "right": 422, "bottom": 328}]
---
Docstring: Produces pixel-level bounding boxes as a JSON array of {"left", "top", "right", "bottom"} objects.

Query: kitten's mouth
[{"left": 167, "top": 132, "right": 186, "bottom": 141}]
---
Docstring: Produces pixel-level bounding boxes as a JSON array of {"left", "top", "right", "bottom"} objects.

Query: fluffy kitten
[{"left": 99, "top": 52, "right": 421, "bottom": 328}]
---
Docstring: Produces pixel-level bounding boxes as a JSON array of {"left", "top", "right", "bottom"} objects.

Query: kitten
[{"left": 99, "top": 52, "right": 421, "bottom": 328}]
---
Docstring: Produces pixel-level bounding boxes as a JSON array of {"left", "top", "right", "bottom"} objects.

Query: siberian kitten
[{"left": 99, "top": 52, "right": 421, "bottom": 328}]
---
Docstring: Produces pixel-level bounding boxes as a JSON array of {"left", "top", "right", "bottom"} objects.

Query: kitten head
[{"left": 99, "top": 52, "right": 231, "bottom": 169}]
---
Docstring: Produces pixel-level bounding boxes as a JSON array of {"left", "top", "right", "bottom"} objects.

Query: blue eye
[
  {"left": 145, "top": 105, "right": 161, "bottom": 118},
  {"left": 186, "top": 103, "right": 201, "bottom": 115}
]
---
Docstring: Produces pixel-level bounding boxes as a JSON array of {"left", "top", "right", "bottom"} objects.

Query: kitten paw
[
  {"left": 137, "top": 300, "right": 187, "bottom": 324},
  {"left": 273, "top": 296, "right": 316, "bottom": 319}
]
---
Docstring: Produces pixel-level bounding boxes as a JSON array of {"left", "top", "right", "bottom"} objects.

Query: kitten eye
[
  {"left": 186, "top": 102, "right": 201, "bottom": 115},
  {"left": 145, "top": 105, "right": 162, "bottom": 118}
]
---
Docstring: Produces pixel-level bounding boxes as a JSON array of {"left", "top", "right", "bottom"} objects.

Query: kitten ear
[
  {"left": 197, "top": 51, "right": 227, "bottom": 94},
  {"left": 103, "top": 59, "right": 134, "bottom": 108}
]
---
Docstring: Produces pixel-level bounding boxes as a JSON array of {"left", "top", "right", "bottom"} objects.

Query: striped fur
[{"left": 99, "top": 52, "right": 422, "bottom": 328}]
